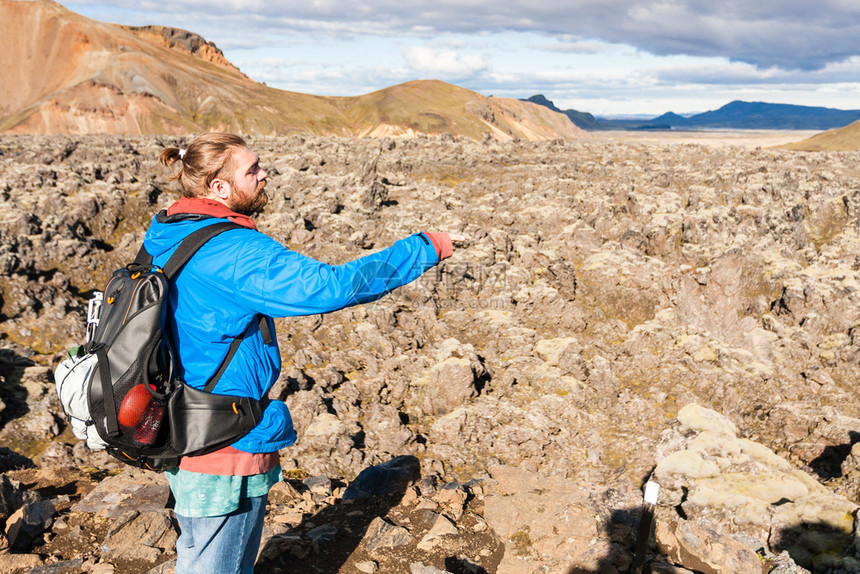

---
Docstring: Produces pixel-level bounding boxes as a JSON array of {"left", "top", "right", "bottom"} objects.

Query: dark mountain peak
[
  {"left": 721, "top": 100, "right": 757, "bottom": 109},
  {"left": 525, "top": 94, "right": 562, "bottom": 113},
  {"left": 523, "top": 95, "right": 602, "bottom": 130},
  {"left": 651, "top": 112, "right": 686, "bottom": 122}
]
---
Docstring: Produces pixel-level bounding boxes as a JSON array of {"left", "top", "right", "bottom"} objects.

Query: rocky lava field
[{"left": 2, "top": 133, "right": 860, "bottom": 573}]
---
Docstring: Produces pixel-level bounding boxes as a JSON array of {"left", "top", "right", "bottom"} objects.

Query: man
[{"left": 146, "top": 133, "right": 460, "bottom": 573}]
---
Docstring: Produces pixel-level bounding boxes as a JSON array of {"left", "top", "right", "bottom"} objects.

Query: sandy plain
[{"left": 588, "top": 129, "right": 823, "bottom": 148}]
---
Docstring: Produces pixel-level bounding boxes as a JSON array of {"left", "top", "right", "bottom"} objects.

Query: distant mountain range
[
  {"left": 0, "top": 0, "right": 581, "bottom": 140},
  {"left": 525, "top": 95, "right": 860, "bottom": 131}
]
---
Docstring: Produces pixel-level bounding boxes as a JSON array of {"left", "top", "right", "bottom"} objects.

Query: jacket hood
[
  {"left": 143, "top": 213, "right": 215, "bottom": 261},
  {"left": 144, "top": 198, "right": 256, "bottom": 260}
]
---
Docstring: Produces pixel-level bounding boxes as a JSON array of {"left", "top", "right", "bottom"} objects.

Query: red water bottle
[
  {"left": 118, "top": 384, "right": 165, "bottom": 445},
  {"left": 133, "top": 399, "right": 166, "bottom": 445}
]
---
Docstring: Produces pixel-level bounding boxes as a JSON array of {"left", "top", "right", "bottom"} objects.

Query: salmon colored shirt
[{"left": 179, "top": 447, "right": 280, "bottom": 475}]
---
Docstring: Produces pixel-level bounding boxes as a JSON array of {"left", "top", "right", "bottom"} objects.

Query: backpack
[{"left": 54, "top": 220, "right": 271, "bottom": 470}]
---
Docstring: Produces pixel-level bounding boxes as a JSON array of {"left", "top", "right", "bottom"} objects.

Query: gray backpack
[{"left": 54, "top": 219, "right": 271, "bottom": 470}]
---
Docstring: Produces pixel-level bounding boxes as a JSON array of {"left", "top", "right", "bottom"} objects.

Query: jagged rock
[
  {"left": 416, "top": 476, "right": 439, "bottom": 497},
  {"left": 0, "top": 553, "right": 42, "bottom": 572},
  {"left": 71, "top": 441, "right": 119, "bottom": 469},
  {"left": 290, "top": 412, "right": 361, "bottom": 476},
  {"left": 363, "top": 403, "right": 415, "bottom": 455},
  {"left": 143, "top": 560, "right": 177, "bottom": 574},
  {"left": 768, "top": 551, "right": 812, "bottom": 574},
  {"left": 361, "top": 180, "right": 389, "bottom": 211},
  {"left": 101, "top": 510, "right": 177, "bottom": 563},
  {"left": 416, "top": 513, "right": 458, "bottom": 550},
  {"left": 307, "top": 523, "right": 338, "bottom": 553},
  {"left": 5, "top": 499, "right": 54, "bottom": 550},
  {"left": 764, "top": 402, "right": 860, "bottom": 470},
  {"left": 420, "top": 357, "right": 477, "bottom": 416},
  {"left": 363, "top": 517, "right": 413, "bottom": 554},
  {"left": 483, "top": 463, "right": 636, "bottom": 573},
  {"left": 304, "top": 475, "right": 333, "bottom": 496},
  {"left": 29, "top": 558, "right": 88, "bottom": 573},
  {"left": 653, "top": 404, "right": 859, "bottom": 572},
  {"left": 406, "top": 338, "right": 486, "bottom": 417},
  {"left": 355, "top": 560, "right": 378, "bottom": 573},
  {"left": 0, "top": 474, "right": 39, "bottom": 519},
  {"left": 79, "top": 473, "right": 166, "bottom": 512},
  {"left": 409, "top": 562, "right": 452, "bottom": 574},
  {"left": 257, "top": 532, "right": 309, "bottom": 564},
  {"left": 535, "top": 336, "right": 578, "bottom": 366},
  {"left": 655, "top": 519, "right": 766, "bottom": 574},
  {"left": 35, "top": 441, "right": 76, "bottom": 468},
  {"left": 268, "top": 479, "right": 303, "bottom": 503},
  {"left": 433, "top": 482, "right": 468, "bottom": 520},
  {"left": 647, "top": 561, "right": 697, "bottom": 574}
]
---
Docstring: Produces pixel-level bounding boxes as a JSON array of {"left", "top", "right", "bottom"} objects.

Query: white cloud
[
  {"left": 403, "top": 46, "right": 488, "bottom": 77},
  {"left": 67, "top": 0, "right": 860, "bottom": 71},
  {"left": 61, "top": 1, "right": 860, "bottom": 115},
  {"left": 538, "top": 41, "right": 607, "bottom": 55}
]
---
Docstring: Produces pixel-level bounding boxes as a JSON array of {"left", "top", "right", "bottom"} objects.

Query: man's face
[{"left": 227, "top": 146, "right": 268, "bottom": 216}]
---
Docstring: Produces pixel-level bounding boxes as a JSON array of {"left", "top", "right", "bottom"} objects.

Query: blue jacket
[{"left": 143, "top": 213, "right": 441, "bottom": 453}]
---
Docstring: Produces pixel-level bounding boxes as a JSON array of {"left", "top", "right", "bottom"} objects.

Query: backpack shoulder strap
[
  {"left": 132, "top": 208, "right": 211, "bottom": 270},
  {"left": 161, "top": 221, "right": 246, "bottom": 279},
  {"left": 204, "top": 315, "right": 271, "bottom": 393},
  {"left": 132, "top": 243, "right": 153, "bottom": 269}
]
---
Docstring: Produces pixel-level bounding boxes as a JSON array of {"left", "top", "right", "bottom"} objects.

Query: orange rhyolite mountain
[{"left": 0, "top": 0, "right": 583, "bottom": 140}]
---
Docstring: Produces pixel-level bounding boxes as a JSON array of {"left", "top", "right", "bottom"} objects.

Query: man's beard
[{"left": 230, "top": 179, "right": 268, "bottom": 216}]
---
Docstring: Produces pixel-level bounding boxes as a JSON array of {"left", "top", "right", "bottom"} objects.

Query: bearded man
[{"left": 147, "top": 133, "right": 460, "bottom": 574}]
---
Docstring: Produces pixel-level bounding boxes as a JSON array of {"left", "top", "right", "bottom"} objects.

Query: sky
[{"left": 63, "top": 0, "right": 860, "bottom": 118}]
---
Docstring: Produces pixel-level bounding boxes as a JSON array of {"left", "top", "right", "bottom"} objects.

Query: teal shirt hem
[{"left": 166, "top": 464, "right": 283, "bottom": 518}]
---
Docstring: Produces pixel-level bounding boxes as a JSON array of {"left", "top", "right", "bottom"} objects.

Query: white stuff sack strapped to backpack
[{"left": 55, "top": 346, "right": 108, "bottom": 451}]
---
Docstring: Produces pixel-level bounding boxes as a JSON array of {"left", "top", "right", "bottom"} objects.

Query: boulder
[
  {"left": 5, "top": 499, "right": 54, "bottom": 550},
  {"left": 655, "top": 519, "right": 766, "bottom": 574},
  {"left": 653, "top": 404, "right": 859, "bottom": 572},
  {"left": 101, "top": 510, "right": 177, "bottom": 564},
  {"left": 483, "top": 463, "right": 636, "bottom": 573},
  {"left": 362, "top": 517, "right": 413, "bottom": 554}
]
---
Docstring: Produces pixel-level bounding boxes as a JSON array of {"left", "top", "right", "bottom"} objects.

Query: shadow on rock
[
  {"left": 444, "top": 556, "right": 489, "bottom": 574},
  {"left": 771, "top": 520, "right": 857, "bottom": 573},
  {"left": 0, "top": 447, "right": 35, "bottom": 473},
  {"left": 564, "top": 506, "right": 640, "bottom": 574},
  {"left": 0, "top": 348, "right": 36, "bottom": 429},
  {"left": 808, "top": 430, "right": 860, "bottom": 480},
  {"left": 255, "top": 455, "right": 420, "bottom": 574}
]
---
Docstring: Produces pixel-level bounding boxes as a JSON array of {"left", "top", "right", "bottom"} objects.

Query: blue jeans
[{"left": 175, "top": 494, "right": 268, "bottom": 574}]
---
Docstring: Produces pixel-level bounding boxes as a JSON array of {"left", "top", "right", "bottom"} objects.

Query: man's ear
[{"left": 209, "top": 178, "right": 231, "bottom": 200}]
